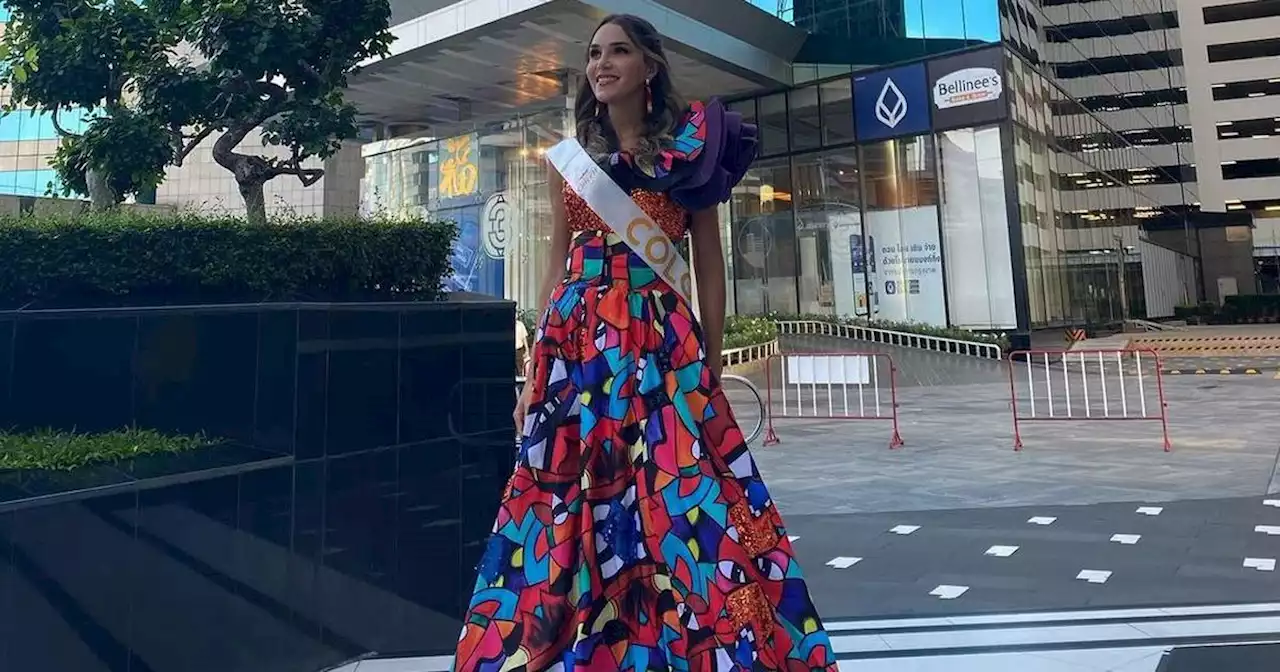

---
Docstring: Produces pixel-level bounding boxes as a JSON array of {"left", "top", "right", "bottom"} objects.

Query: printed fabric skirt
[{"left": 454, "top": 231, "right": 838, "bottom": 671}]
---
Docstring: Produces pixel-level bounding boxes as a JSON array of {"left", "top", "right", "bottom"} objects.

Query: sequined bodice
[{"left": 563, "top": 182, "right": 688, "bottom": 240}]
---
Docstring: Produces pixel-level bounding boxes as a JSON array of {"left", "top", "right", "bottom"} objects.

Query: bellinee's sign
[{"left": 933, "top": 67, "right": 1003, "bottom": 109}]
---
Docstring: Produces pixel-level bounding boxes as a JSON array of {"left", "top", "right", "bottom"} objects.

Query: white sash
[{"left": 546, "top": 138, "right": 693, "bottom": 303}]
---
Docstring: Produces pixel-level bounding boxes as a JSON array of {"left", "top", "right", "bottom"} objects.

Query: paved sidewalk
[
  {"left": 786, "top": 495, "right": 1280, "bottom": 621},
  {"left": 741, "top": 335, "right": 1280, "bottom": 515}
]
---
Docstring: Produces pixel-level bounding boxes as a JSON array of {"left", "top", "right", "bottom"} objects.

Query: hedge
[
  {"left": 724, "top": 315, "right": 777, "bottom": 349},
  {"left": 0, "top": 428, "right": 216, "bottom": 471},
  {"left": 0, "top": 211, "right": 458, "bottom": 309},
  {"left": 1175, "top": 296, "right": 1280, "bottom": 324}
]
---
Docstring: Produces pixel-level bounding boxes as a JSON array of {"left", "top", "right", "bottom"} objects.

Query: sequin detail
[
  {"left": 563, "top": 181, "right": 688, "bottom": 240},
  {"left": 728, "top": 583, "right": 775, "bottom": 639},
  {"left": 729, "top": 499, "right": 780, "bottom": 558}
]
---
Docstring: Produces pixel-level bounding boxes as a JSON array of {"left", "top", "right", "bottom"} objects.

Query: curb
[{"left": 1163, "top": 367, "right": 1279, "bottom": 377}]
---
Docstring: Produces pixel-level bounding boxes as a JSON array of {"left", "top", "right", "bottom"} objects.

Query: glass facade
[
  {"left": 355, "top": 12, "right": 1197, "bottom": 339},
  {"left": 715, "top": 47, "right": 1021, "bottom": 332},
  {"left": 792, "top": 0, "right": 1002, "bottom": 66},
  {"left": 1005, "top": 47, "right": 1196, "bottom": 326},
  {"left": 361, "top": 107, "right": 570, "bottom": 309},
  {"left": 0, "top": 6, "right": 84, "bottom": 198}
]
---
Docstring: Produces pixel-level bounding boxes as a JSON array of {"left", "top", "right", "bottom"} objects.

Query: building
[
  {"left": 347, "top": 0, "right": 1232, "bottom": 346},
  {"left": 152, "top": 134, "right": 363, "bottom": 218},
  {"left": 1026, "top": 0, "right": 1206, "bottom": 319},
  {"left": 1176, "top": 0, "right": 1280, "bottom": 298}
]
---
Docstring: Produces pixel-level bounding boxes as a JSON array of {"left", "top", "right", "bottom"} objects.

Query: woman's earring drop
[{"left": 645, "top": 79, "right": 653, "bottom": 115}]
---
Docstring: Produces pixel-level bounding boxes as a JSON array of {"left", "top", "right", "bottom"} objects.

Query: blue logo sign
[{"left": 853, "top": 63, "right": 930, "bottom": 141}]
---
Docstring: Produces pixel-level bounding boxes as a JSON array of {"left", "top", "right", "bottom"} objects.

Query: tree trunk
[
  {"left": 238, "top": 178, "right": 267, "bottom": 225},
  {"left": 85, "top": 168, "right": 115, "bottom": 210}
]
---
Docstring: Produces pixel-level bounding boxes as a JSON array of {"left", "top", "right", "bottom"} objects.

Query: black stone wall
[{"left": 0, "top": 298, "right": 515, "bottom": 671}]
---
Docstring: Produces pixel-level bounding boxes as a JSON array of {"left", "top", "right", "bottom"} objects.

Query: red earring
[{"left": 645, "top": 79, "right": 653, "bottom": 115}]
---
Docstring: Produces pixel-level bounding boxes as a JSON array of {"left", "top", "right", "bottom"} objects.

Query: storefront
[
  {"left": 725, "top": 45, "right": 1021, "bottom": 332},
  {"left": 359, "top": 44, "right": 1182, "bottom": 344},
  {"left": 361, "top": 107, "right": 572, "bottom": 310}
]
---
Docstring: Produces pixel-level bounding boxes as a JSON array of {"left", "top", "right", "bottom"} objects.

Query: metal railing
[
  {"left": 775, "top": 320, "right": 1003, "bottom": 359},
  {"left": 722, "top": 339, "right": 779, "bottom": 369}
]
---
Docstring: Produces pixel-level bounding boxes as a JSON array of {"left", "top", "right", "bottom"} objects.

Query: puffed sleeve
[{"left": 668, "top": 99, "right": 759, "bottom": 212}]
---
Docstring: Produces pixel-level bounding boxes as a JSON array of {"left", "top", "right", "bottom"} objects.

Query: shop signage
[
  {"left": 481, "top": 191, "right": 509, "bottom": 259},
  {"left": 853, "top": 62, "right": 930, "bottom": 141},
  {"left": 933, "top": 67, "right": 1002, "bottom": 109},
  {"left": 926, "top": 47, "right": 1008, "bottom": 131},
  {"left": 439, "top": 133, "right": 479, "bottom": 200}
]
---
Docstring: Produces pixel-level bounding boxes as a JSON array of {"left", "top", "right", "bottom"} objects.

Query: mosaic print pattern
[
  {"left": 454, "top": 207, "right": 837, "bottom": 670},
  {"left": 612, "top": 101, "right": 708, "bottom": 179}
]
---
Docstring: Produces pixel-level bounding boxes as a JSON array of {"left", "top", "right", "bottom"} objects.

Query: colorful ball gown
[{"left": 454, "top": 100, "right": 839, "bottom": 672}]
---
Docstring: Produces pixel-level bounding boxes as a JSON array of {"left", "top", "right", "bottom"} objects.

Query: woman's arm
[
  {"left": 690, "top": 207, "right": 727, "bottom": 379},
  {"left": 524, "top": 165, "right": 571, "bottom": 378}
]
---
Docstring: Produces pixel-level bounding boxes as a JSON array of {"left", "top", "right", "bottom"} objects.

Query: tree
[
  {"left": 141, "top": 0, "right": 395, "bottom": 222},
  {"left": 1, "top": 0, "right": 395, "bottom": 222},
  {"left": 0, "top": 0, "right": 185, "bottom": 208}
]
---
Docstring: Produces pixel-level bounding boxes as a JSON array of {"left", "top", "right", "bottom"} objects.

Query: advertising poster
[
  {"left": 865, "top": 207, "right": 946, "bottom": 326},
  {"left": 443, "top": 205, "right": 504, "bottom": 296},
  {"left": 796, "top": 203, "right": 868, "bottom": 318}
]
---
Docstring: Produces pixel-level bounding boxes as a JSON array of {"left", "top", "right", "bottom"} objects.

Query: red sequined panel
[{"left": 563, "top": 181, "right": 688, "bottom": 240}]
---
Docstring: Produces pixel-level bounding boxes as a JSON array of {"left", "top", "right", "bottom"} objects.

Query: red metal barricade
[
  {"left": 1007, "top": 349, "right": 1171, "bottom": 451},
  {"left": 762, "top": 351, "right": 904, "bottom": 449}
]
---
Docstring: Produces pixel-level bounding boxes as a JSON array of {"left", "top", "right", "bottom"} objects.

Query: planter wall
[{"left": 0, "top": 297, "right": 515, "bottom": 672}]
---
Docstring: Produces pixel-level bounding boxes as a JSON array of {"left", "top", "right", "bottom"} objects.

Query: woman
[{"left": 455, "top": 14, "right": 838, "bottom": 671}]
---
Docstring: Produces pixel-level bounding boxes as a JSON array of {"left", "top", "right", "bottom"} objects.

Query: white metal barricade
[
  {"left": 1007, "top": 349, "right": 1171, "bottom": 451},
  {"left": 763, "top": 351, "right": 904, "bottom": 449}
]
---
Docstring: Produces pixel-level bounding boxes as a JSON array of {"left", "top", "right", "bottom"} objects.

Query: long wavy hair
[{"left": 574, "top": 14, "right": 687, "bottom": 174}]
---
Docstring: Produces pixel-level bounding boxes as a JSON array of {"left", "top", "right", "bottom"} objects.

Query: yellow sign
[{"left": 439, "top": 134, "right": 479, "bottom": 199}]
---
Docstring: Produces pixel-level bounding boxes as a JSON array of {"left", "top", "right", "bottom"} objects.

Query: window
[
  {"left": 937, "top": 125, "right": 1017, "bottom": 329},
  {"left": 1207, "top": 38, "right": 1280, "bottom": 63},
  {"left": 1222, "top": 158, "right": 1280, "bottom": 180},
  {"left": 1212, "top": 78, "right": 1280, "bottom": 101},
  {"left": 757, "top": 93, "right": 788, "bottom": 156},
  {"left": 0, "top": 108, "right": 90, "bottom": 141},
  {"left": 1047, "top": 12, "right": 1178, "bottom": 42},
  {"left": 0, "top": 169, "right": 64, "bottom": 196},
  {"left": 859, "top": 135, "right": 945, "bottom": 326},
  {"left": 906, "top": 0, "right": 1001, "bottom": 43},
  {"left": 819, "top": 78, "right": 853, "bottom": 146},
  {"left": 1053, "top": 50, "right": 1182, "bottom": 79},
  {"left": 1203, "top": 0, "right": 1280, "bottom": 24},
  {"left": 788, "top": 85, "right": 821, "bottom": 152},
  {"left": 730, "top": 157, "right": 797, "bottom": 314},
  {"left": 791, "top": 150, "right": 861, "bottom": 316},
  {"left": 1216, "top": 118, "right": 1280, "bottom": 139}
]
